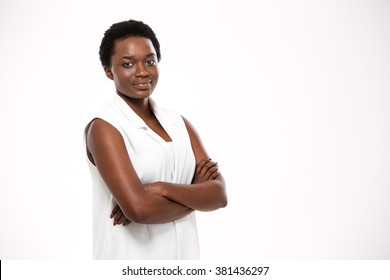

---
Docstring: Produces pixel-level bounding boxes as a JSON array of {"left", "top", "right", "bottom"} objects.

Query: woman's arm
[
  {"left": 86, "top": 118, "right": 192, "bottom": 224},
  {"left": 145, "top": 117, "right": 228, "bottom": 211}
]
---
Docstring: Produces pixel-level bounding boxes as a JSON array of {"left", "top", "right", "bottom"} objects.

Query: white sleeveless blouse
[{"left": 87, "top": 94, "right": 199, "bottom": 259}]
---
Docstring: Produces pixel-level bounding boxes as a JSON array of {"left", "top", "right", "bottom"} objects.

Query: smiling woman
[
  {"left": 106, "top": 37, "right": 159, "bottom": 101},
  {"left": 84, "top": 19, "right": 227, "bottom": 260}
]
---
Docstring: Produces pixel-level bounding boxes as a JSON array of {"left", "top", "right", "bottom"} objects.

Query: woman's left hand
[{"left": 110, "top": 204, "right": 132, "bottom": 226}]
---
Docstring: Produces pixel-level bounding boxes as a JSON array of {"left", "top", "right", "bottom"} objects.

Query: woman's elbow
[
  {"left": 205, "top": 194, "right": 227, "bottom": 211},
  {"left": 216, "top": 175, "right": 227, "bottom": 208},
  {"left": 210, "top": 185, "right": 228, "bottom": 210},
  {"left": 125, "top": 205, "right": 161, "bottom": 224},
  {"left": 217, "top": 180, "right": 227, "bottom": 208},
  {"left": 219, "top": 193, "right": 228, "bottom": 208},
  {"left": 121, "top": 205, "right": 148, "bottom": 224},
  {"left": 129, "top": 212, "right": 146, "bottom": 224},
  {"left": 222, "top": 196, "right": 228, "bottom": 208}
]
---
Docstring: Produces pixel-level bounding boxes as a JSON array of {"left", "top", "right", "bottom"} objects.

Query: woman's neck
[{"left": 117, "top": 92, "right": 154, "bottom": 120}]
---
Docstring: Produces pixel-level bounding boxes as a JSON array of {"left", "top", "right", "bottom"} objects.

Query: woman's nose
[{"left": 135, "top": 63, "right": 148, "bottom": 77}]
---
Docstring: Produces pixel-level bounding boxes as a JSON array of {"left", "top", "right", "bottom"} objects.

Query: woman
[{"left": 85, "top": 19, "right": 227, "bottom": 259}]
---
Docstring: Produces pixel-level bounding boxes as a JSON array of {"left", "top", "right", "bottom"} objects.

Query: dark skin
[{"left": 86, "top": 36, "right": 227, "bottom": 225}]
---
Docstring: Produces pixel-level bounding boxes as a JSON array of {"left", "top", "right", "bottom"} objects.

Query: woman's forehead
[{"left": 113, "top": 36, "right": 156, "bottom": 57}]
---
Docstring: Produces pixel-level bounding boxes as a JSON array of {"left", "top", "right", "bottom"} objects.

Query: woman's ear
[{"left": 104, "top": 67, "right": 114, "bottom": 80}]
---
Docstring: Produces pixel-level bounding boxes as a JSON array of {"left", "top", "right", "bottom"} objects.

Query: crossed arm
[{"left": 85, "top": 116, "right": 227, "bottom": 225}]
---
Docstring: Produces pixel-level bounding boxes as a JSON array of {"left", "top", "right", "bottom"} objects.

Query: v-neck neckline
[{"left": 113, "top": 94, "right": 174, "bottom": 143}]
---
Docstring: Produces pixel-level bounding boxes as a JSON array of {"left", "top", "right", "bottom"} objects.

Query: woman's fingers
[
  {"left": 195, "top": 159, "right": 209, "bottom": 175},
  {"left": 199, "top": 160, "right": 218, "bottom": 177},
  {"left": 117, "top": 213, "right": 128, "bottom": 225},
  {"left": 110, "top": 204, "right": 120, "bottom": 218},
  {"left": 122, "top": 220, "right": 132, "bottom": 226},
  {"left": 113, "top": 211, "right": 128, "bottom": 225},
  {"left": 111, "top": 204, "right": 131, "bottom": 226},
  {"left": 113, "top": 210, "right": 121, "bottom": 225},
  {"left": 207, "top": 164, "right": 220, "bottom": 180},
  {"left": 192, "top": 159, "right": 219, "bottom": 183}
]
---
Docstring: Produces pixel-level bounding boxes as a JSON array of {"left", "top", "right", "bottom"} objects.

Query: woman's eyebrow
[
  {"left": 120, "top": 56, "right": 134, "bottom": 60},
  {"left": 120, "top": 53, "right": 156, "bottom": 60}
]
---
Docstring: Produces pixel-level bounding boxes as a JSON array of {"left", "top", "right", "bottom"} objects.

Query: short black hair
[{"left": 99, "top": 19, "right": 161, "bottom": 68}]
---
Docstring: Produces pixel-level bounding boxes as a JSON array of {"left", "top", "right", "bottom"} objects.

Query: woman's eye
[
  {"left": 146, "top": 59, "right": 156, "bottom": 66},
  {"left": 122, "top": 62, "right": 133, "bottom": 68}
]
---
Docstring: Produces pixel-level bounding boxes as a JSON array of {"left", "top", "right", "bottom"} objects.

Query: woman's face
[{"left": 106, "top": 36, "right": 159, "bottom": 101}]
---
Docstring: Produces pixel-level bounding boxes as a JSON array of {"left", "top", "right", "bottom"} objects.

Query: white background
[{"left": 0, "top": 0, "right": 389, "bottom": 260}]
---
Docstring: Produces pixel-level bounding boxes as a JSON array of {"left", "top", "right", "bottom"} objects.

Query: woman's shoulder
[{"left": 85, "top": 96, "right": 127, "bottom": 137}]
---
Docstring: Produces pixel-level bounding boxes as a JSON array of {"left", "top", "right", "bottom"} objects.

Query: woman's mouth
[{"left": 132, "top": 81, "right": 152, "bottom": 89}]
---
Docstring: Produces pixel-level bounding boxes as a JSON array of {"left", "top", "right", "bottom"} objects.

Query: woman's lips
[{"left": 132, "top": 81, "right": 152, "bottom": 89}]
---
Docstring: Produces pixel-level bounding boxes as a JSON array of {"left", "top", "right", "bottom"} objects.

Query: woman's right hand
[{"left": 191, "top": 159, "right": 219, "bottom": 184}]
